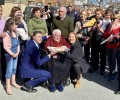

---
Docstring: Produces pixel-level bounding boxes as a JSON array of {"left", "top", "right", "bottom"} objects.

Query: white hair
[
  {"left": 52, "top": 29, "right": 61, "bottom": 36},
  {"left": 60, "top": 7, "right": 67, "bottom": 13}
]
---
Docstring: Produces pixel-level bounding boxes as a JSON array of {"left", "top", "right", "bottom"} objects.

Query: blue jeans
[{"left": 4, "top": 54, "right": 18, "bottom": 79}]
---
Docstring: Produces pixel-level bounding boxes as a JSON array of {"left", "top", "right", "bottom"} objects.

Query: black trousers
[
  {"left": 91, "top": 38, "right": 106, "bottom": 71},
  {"left": 84, "top": 40, "right": 90, "bottom": 63},
  {"left": 47, "top": 58, "right": 71, "bottom": 84},
  {"left": 74, "top": 63, "right": 82, "bottom": 80},
  {"left": 0, "top": 43, "right": 6, "bottom": 82}
]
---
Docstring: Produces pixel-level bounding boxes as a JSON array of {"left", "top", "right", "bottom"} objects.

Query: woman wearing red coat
[{"left": 104, "top": 14, "right": 120, "bottom": 81}]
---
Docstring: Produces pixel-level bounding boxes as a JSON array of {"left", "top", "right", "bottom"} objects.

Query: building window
[
  {"left": 36, "top": 2, "right": 43, "bottom": 6},
  {"left": 48, "top": 3, "right": 51, "bottom": 7}
]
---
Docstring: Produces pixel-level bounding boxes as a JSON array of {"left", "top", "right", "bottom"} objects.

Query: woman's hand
[
  {"left": 49, "top": 51, "right": 57, "bottom": 56},
  {"left": 108, "top": 35, "right": 114, "bottom": 42},
  {"left": 114, "top": 34, "right": 119, "bottom": 39},
  {"left": 99, "top": 27, "right": 104, "bottom": 33},
  {"left": 11, "top": 54, "right": 17, "bottom": 58},
  {"left": 11, "top": 53, "right": 19, "bottom": 58},
  {"left": 47, "top": 35, "right": 50, "bottom": 38},
  {"left": 52, "top": 55, "right": 57, "bottom": 59},
  {"left": 1, "top": 32, "right": 7, "bottom": 38}
]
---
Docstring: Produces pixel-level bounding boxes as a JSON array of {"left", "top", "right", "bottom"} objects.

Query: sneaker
[
  {"left": 22, "top": 83, "right": 37, "bottom": 93},
  {"left": 49, "top": 84, "right": 56, "bottom": 92},
  {"left": 58, "top": 83, "right": 64, "bottom": 92}
]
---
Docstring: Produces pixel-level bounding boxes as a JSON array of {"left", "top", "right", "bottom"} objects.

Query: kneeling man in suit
[{"left": 20, "top": 31, "right": 56, "bottom": 93}]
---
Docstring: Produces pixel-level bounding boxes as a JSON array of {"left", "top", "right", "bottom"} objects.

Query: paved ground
[{"left": 0, "top": 70, "right": 120, "bottom": 100}]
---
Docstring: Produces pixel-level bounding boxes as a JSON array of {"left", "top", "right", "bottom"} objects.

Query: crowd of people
[{"left": 0, "top": 4, "right": 120, "bottom": 95}]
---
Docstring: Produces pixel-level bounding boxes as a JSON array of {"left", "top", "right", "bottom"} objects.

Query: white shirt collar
[
  {"left": 60, "top": 15, "right": 66, "bottom": 20},
  {"left": 33, "top": 40, "right": 39, "bottom": 49},
  {"left": 103, "top": 18, "right": 111, "bottom": 22}
]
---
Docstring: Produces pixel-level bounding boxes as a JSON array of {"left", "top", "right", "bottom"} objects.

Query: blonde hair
[
  {"left": 114, "top": 14, "right": 120, "bottom": 19},
  {"left": 112, "top": 14, "right": 120, "bottom": 22}
]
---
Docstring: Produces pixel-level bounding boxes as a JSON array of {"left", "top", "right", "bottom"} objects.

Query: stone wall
[
  {"left": 2, "top": 2, "right": 26, "bottom": 17},
  {"left": 5, "top": 0, "right": 27, "bottom": 4}
]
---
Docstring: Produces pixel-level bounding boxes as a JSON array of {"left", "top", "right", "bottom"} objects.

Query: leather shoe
[
  {"left": 114, "top": 90, "right": 120, "bottom": 95},
  {"left": 22, "top": 83, "right": 37, "bottom": 93},
  {"left": 49, "top": 84, "right": 56, "bottom": 92},
  {"left": 58, "top": 83, "right": 64, "bottom": 92}
]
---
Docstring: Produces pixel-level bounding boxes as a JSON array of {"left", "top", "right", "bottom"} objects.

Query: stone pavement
[{"left": 0, "top": 71, "right": 120, "bottom": 100}]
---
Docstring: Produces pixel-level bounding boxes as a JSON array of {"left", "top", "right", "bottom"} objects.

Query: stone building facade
[{"left": 5, "top": 0, "right": 74, "bottom": 6}]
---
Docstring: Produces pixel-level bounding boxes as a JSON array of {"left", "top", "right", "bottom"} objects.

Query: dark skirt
[{"left": 47, "top": 57, "right": 72, "bottom": 84}]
